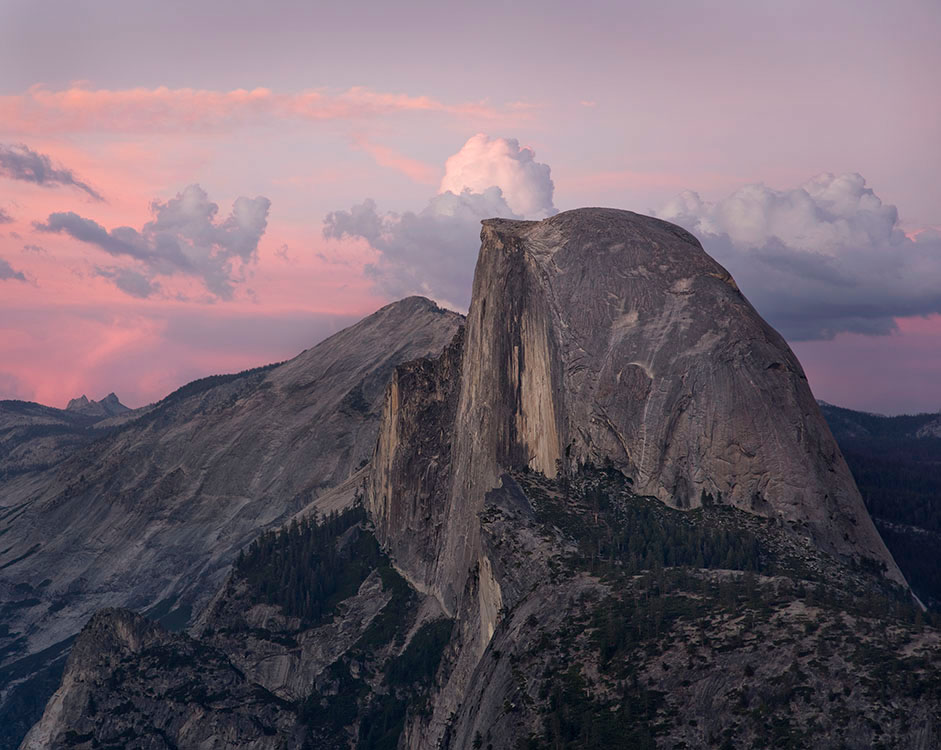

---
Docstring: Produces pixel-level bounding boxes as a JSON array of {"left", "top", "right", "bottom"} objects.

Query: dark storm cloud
[
  {"left": 0, "top": 143, "right": 104, "bottom": 201},
  {"left": 35, "top": 185, "right": 271, "bottom": 299}
]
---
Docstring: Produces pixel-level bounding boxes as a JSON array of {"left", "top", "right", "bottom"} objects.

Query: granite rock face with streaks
[
  {"left": 367, "top": 208, "right": 907, "bottom": 748},
  {"left": 371, "top": 209, "right": 902, "bottom": 609}
]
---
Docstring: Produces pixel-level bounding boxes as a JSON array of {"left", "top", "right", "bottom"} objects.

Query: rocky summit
[{"left": 13, "top": 209, "right": 941, "bottom": 750}]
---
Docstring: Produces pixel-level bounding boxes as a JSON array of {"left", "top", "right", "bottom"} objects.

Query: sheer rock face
[
  {"left": 370, "top": 208, "right": 904, "bottom": 620},
  {"left": 368, "top": 326, "right": 465, "bottom": 595}
]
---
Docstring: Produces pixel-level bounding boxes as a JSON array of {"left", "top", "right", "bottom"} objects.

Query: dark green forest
[
  {"left": 820, "top": 403, "right": 941, "bottom": 609},
  {"left": 235, "top": 505, "right": 382, "bottom": 627}
]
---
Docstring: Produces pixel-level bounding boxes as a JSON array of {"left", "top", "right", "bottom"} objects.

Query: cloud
[
  {"left": 93, "top": 267, "right": 161, "bottom": 298},
  {"left": 0, "top": 143, "right": 103, "bottom": 200},
  {"left": 352, "top": 136, "right": 439, "bottom": 185},
  {"left": 0, "top": 256, "right": 27, "bottom": 282},
  {"left": 274, "top": 243, "right": 292, "bottom": 262},
  {"left": 0, "top": 85, "right": 509, "bottom": 135},
  {"left": 22, "top": 243, "right": 48, "bottom": 255},
  {"left": 35, "top": 184, "right": 270, "bottom": 299},
  {"left": 0, "top": 206, "right": 13, "bottom": 224},
  {"left": 325, "top": 135, "right": 556, "bottom": 309},
  {"left": 439, "top": 134, "right": 555, "bottom": 218},
  {"left": 656, "top": 172, "right": 941, "bottom": 340}
]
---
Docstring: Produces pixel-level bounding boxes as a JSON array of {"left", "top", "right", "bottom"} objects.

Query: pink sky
[{"left": 1, "top": 1, "right": 939, "bottom": 414}]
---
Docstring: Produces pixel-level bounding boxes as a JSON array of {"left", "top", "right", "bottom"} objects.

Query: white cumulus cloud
[
  {"left": 439, "top": 134, "right": 555, "bottom": 219},
  {"left": 325, "top": 135, "right": 557, "bottom": 310},
  {"left": 657, "top": 173, "right": 941, "bottom": 340}
]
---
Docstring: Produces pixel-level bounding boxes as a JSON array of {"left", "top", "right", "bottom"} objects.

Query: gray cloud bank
[
  {"left": 656, "top": 173, "right": 941, "bottom": 340},
  {"left": 0, "top": 143, "right": 104, "bottom": 201},
  {"left": 35, "top": 184, "right": 271, "bottom": 299}
]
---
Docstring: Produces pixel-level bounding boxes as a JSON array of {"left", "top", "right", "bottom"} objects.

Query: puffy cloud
[
  {"left": 0, "top": 257, "right": 27, "bottom": 282},
  {"left": 0, "top": 206, "right": 13, "bottom": 224},
  {"left": 35, "top": 184, "right": 270, "bottom": 299},
  {"left": 0, "top": 143, "right": 103, "bottom": 201},
  {"left": 325, "top": 135, "right": 556, "bottom": 309},
  {"left": 439, "top": 134, "right": 555, "bottom": 218},
  {"left": 325, "top": 188, "right": 516, "bottom": 310},
  {"left": 657, "top": 173, "right": 941, "bottom": 340}
]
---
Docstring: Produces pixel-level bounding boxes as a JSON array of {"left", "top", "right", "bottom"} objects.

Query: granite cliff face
[
  {"left": 370, "top": 207, "right": 903, "bottom": 618},
  {"left": 0, "top": 297, "right": 462, "bottom": 749},
  {"left": 365, "top": 208, "right": 907, "bottom": 747}
]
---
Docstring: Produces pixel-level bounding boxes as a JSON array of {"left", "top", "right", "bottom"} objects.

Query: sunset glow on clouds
[{"left": 1, "top": 0, "right": 939, "bottom": 413}]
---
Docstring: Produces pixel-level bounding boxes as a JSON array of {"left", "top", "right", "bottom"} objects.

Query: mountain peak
[
  {"left": 64, "top": 393, "right": 129, "bottom": 418},
  {"left": 370, "top": 206, "right": 905, "bottom": 616},
  {"left": 65, "top": 395, "right": 90, "bottom": 411}
]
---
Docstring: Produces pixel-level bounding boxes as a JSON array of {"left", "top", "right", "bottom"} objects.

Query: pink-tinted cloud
[
  {"left": 33, "top": 184, "right": 272, "bottom": 299},
  {"left": 440, "top": 134, "right": 555, "bottom": 218},
  {"left": 0, "top": 303, "right": 361, "bottom": 408},
  {"left": 0, "top": 85, "right": 511, "bottom": 135},
  {"left": 352, "top": 136, "right": 440, "bottom": 185}
]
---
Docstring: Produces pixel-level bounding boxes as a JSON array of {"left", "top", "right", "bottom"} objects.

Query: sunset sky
[{"left": 1, "top": 0, "right": 939, "bottom": 414}]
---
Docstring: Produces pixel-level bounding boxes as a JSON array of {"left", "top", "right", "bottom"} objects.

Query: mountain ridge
[
  {"left": 12, "top": 209, "right": 939, "bottom": 750},
  {"left": 0, "top": 295, "right": 463, "bottom": 749}
]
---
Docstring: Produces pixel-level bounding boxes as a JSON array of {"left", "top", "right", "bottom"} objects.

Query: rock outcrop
[
  {"left": 367, "top": 208, "right": 907, "bottom": 747},
  {"left": 371, "top": 209, "right": 902, "bottom": 612},
  {"left": 64, "top": 393, "right": 129, "bottom": 418},
  {"left": 20, "top": 609, "right": 303, "bottom": 750}
]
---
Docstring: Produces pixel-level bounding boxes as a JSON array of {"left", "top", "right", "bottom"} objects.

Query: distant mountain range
[{"left": 64, "top": 393, "right": 130, "bottom": 419}]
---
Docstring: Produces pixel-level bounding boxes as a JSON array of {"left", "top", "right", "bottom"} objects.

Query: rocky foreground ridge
[
  {"left": 19, "top": 209, "right": 940, "bottom": 749},
  {"left": 0, "top": 297, "right": 462, "bottom": 748}
]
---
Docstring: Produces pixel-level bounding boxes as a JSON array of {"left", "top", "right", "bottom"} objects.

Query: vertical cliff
[
  {"left": 371, "top": 209, "right": 902, "bottom": 610},
  {"left": 366, "top": 211, "right": 906, "bottom": 746}
]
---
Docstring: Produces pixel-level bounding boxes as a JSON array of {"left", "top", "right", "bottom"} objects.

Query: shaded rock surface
[
  {"left": 24, "top": 467, "right": 938, "bottom": 750},
  {"left": 20, "top": 609, "right": 303, "bottom": 750},
  {"left": 24, "top": 510, "right": 453, "bottom": 750},
  {"left": 0, "top": 296, "right": 462, "bottom": 749}
]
